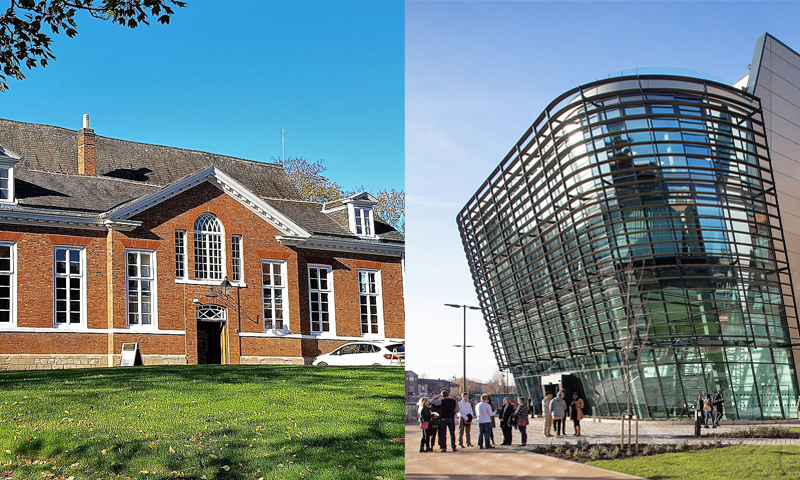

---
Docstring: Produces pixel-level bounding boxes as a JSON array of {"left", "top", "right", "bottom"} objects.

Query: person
[
  {"left": 476, "top": 393, "right": 495, "bottom": 449},
  {"left": 570, "top": 392, "right": 584, "bottom": 436},
  {"left": 515, "top": 396, "right": 529, "bottom": 446},
  {"left": 499, "top": 397, "right": 513, "bottom": 445},
  {"left": 551, "top": 391, "right": 567, "bottom": 437},
  {"left": 457, "top": 393, "right": 475, "bottom": 448},
  {"left": 528, "top": 395, "right": 534, "bottom": 417},
  {"left": 488, "top": 396, "right": 497, "bottom": 446},
  {"left": 417, "top": 396, "right": 436, "bottom": 452},
  {"left": 712, "top": 390, "right": 725, "bottom": 427},
  {"left": 542, "top": 392, "right": 554, "bottom": 437},
  {"left": 428, "top": 394, "right": 441, "bottom": 450},
  {"left": 437, "top": 390, "right": 459, "bottom": 452},
  {"left": 703, "top": 393, "right": 714, "bottom": 428}
]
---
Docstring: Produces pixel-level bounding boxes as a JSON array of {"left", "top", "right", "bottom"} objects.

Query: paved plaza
[{"left": 406, "top": 417, "right": 800, "bottom": 480}]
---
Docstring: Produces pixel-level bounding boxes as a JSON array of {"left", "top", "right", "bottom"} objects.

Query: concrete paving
[
  {"left": 405, "top": 424, "right": 644, "bottom": 480},
  {"left": 406, "top": 418, "right": 800, "bottom": 479}
]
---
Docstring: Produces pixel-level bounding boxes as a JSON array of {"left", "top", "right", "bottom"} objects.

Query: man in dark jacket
[
  {"left": 437, "top": 390, "right": 459, "bottom": 452},
  {"left": 712, "top": 390, "right": 725, "bottom": 427}
]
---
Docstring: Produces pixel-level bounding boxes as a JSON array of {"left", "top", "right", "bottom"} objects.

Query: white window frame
[
  {"left": 0, "top": 242, "right": 17, "bottom": 327},
  {"left": 261, "top": 259, "right": 288, "bottom": 334},
  {"left": 194, "top": 213, "right": 225, "bottom": 281},
  {"left": 308, "top": 264, "right": 335, "bottom": 336},
  {"left": 126, "top": 249, "right": 158, "bottom": 329},
  {"left": 357, "top": 269, "right": 384, "bottom": 338},
  {"left": 196, "top": 304, "right": 227, "bottom": 322},
  {"left": 0, "top": 166, "right": 14, "bottom": 204},
  {"left": 53, "top": 246, "right": 86, "bottom": 329},
  {"left": 355, "top": 207, "right": 372, "bottom": 236},
  {"left": 175, "top": 230, "right": 187, "bottom": 280},
  {"left": 347, "top": 203, "right": 376, "bottom": 238},
  {"left": 231, "top": 235, "right": 243, "bottom": 284}
]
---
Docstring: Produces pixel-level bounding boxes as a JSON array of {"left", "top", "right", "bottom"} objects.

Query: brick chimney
[{"left": 78, "top": 114, "right": 96, "bottom": 176}]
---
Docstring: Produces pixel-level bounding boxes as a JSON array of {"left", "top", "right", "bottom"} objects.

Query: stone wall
[{"left": 0, "top": 353, "right": 187, "bottom": 370}]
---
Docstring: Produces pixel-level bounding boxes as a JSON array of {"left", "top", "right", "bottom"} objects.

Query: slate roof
[
  {"left": 0, "top": 118, "right": 300, "bottom": 200},
  {"left": 16, "top": 170, "right": 159, "bottom": 213},
  {"left": 264, "top": 199, "right": 404, "bottom": 243},
  {"left": 0, "top": 118, "right": 404, "bottom": 245}
]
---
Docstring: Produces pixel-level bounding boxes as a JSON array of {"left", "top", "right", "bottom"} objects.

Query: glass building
[{"left": 457, "top": 34, "right": 800, "bottom": 419}]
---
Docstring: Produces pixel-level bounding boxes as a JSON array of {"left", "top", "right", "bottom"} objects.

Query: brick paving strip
[{"left": 406, "top": 418, "right": 800, "bottom": 479}]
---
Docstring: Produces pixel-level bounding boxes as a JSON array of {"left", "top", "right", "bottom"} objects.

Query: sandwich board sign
[{"left": 120, "top": 342, "right": 143, "bottom": 367}]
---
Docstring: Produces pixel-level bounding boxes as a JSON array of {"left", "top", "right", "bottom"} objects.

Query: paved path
[
  {"left": 406, "top": 418, "right": 800, "bottom": 480},
  {"left": 405, "top": 424, "right": 644, "bottom": 480}
]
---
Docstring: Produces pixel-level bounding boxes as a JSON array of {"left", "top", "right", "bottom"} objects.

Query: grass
[
  {"left": 588, "top": 445, "right": 800, "bottom": 479},
  {"left": 0, "top": 365, "right": 404, "bottom": 480}
]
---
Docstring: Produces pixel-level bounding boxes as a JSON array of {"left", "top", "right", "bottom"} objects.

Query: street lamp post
[{"left": 445, "top": 303, "right": 480, "bottom": 396}]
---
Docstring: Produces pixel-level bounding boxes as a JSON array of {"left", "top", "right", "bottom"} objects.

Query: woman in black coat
[
  {"left": 499, "top": 397, "right": 514, "bottom": 445},
  {"left": 418, "top": 397, "right": 435, "bottom": 452}
]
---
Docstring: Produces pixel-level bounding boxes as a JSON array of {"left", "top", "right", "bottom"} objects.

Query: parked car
[{"left": 313, "top": 341, "right": 404, "bottom": 366}]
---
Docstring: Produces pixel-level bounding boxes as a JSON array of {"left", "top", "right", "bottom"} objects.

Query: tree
[
  {"left": 280, "top": 158, "right": 344, "bottom": 203},
  {"left": 484, "top": 369, "right": 516, "bottom": 396},
  {"left": 617, "top": 260, "right": 653, "bottom": 450},
  {"left": 374, "top": 188, "right": 404, "bottom": 234},
  {"left": 0, "top": 0, "right": 186, "bottom": 91},
  {"left": 280, "top": 157, "right": 405, "bottom": 233}
]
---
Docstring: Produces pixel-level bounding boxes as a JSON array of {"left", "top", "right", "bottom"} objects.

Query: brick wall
[{"left": 0, "top": 181, "right": 404, "bottom": 368}]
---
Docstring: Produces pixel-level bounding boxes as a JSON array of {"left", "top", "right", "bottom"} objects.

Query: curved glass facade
[{"left": 457, "top": 75, "right": 800, "bottom": 419}]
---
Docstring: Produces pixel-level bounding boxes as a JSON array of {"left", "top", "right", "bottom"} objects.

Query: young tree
[
  {"left": 0, "top": 0, "right": 186, "bottom": 91},
  {"left": 617, "top": 260, "right": 653, "bottom": 450}
]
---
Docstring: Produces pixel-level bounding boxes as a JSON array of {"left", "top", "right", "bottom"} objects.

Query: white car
[{"left": 313, "top": 341, "right": 405, "bottom": 366}]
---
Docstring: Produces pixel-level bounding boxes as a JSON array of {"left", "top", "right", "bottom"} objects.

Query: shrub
[
  {"left": 609, "top": 446, "right": 620, "bottom": 459},
  {"left": 588, "top": 446, "right": 601, "bottom": 461}
]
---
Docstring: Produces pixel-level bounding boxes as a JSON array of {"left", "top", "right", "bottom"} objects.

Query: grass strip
[{"left": 588, "top": 445, "right": 800, "bottom": 480}]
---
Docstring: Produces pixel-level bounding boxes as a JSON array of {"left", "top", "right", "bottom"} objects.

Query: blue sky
[
  {"left": 1, "top": 0, "right": 404, "bottom": 193},
  {"left": 405, "top": 1, "right": 800, "bottom": 382}
]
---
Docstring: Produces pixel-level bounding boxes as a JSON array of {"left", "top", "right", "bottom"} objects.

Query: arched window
[{"left": 194, "top": 213, "right": 223, "bottom": 280}]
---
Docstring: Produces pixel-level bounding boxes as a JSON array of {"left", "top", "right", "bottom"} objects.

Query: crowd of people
[{"left": 416, "top": 389, "right": 588, "bottom": 452}]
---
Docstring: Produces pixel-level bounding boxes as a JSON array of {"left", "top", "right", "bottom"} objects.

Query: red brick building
[{"left": 0, "top": 117, "right": 404, "bottom": 370}]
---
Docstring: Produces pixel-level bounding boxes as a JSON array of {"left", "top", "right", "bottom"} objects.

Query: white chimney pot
[{"left": 82, "top": 114, "right": 90, "bottom": 129}]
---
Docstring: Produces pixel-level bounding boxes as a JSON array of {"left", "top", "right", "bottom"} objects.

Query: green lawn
[
  {"left": 588, "top": 445, "right": 800, "bottom": 480},
  {"left": 0, "top": 365, "right": 403, "bottom": 480}
]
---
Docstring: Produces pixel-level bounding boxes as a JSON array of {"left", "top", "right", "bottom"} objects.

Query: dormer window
[
  {"left": 0, "top": 146, "right": 20, "bottom": 204},
  {"left": 333, "top": 192, "right": 378, "bottom": 238}
]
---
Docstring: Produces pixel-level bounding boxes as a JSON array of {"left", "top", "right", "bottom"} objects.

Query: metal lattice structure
[{"left": 457, "top": 75, "right": 800, "bottom": 420}]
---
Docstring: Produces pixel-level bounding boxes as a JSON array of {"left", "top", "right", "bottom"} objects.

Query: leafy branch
[{"left": 0, "top": 0, "right": 186, "bottom": 90}]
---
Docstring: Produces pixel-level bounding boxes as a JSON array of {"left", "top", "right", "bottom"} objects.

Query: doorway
[
  {"left": 197, "top": 321, "right": 223, "bottom": 364},
  {"left": 196, "top": 304, "right": 227, "bottom": 365}
]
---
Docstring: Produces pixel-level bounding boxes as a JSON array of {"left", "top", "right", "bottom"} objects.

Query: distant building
[
  {"left": 0, "top": 116, "right": 404, "bottom": 369},
  {"left": 405, "top": 370, "right": 419, "bottom": 397}
]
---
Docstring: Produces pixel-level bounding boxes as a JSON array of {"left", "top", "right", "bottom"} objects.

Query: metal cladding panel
[
  {"left": 750, "top": 33, "right": 800, "bottom": 399},
  {"left": 457, "top": 73, "right": 800, "bottom": 419}
]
